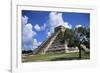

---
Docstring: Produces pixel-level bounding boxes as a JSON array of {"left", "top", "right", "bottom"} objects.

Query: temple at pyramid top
[{"left": 55, "top": 25, "right": 66, "bottom": 33}]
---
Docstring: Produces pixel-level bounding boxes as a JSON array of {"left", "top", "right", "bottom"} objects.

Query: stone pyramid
[{"left": 33, "top": 25, "right": 79, "bottom": 54}]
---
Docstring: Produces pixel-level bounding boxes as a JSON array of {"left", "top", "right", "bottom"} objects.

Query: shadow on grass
[{"left": 50, "top": 57, "right": 81, "bottom": 61}]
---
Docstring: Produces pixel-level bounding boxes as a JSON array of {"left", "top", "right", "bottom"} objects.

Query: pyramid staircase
[{"left": 34, "top": 30, "right": 61, "bottom": 54}]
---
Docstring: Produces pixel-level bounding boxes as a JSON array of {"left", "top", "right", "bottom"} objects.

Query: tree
[{"left": 75, "top": 27, "right": 90, "bottom": 48}]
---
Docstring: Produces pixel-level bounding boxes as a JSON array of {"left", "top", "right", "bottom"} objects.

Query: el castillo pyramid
[{"left": 33, "top": 25, "right": 79, "bottom": 54}]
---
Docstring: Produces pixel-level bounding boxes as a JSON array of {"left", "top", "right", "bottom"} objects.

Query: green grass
[{"left": 22, "top": 51, "right": 90, "bottom": 62}]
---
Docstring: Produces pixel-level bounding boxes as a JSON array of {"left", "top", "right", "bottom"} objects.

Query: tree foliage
[
  {"left": 63, "top": 27, "right": 90, "bottom": 48},
  {"left": 75, "top": 27, "right": 90, "bottom": 48}
]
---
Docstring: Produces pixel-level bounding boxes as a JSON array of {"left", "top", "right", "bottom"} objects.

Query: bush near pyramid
[{"left": 33, "top": 25, "right": 89, "bottom": 54}]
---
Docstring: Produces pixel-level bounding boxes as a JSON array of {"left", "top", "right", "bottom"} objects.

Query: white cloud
[
  {"left": 22, "top": 16, "right": 28, "bottom": 26},
  {"left": 49, "top": 12, "right": 60, "bottom": 27},
  {"left": 23, "top": 23, "right": 36, "bottom": 42},
  {"left": 75, "top": 24, "right": 82, "bottom": 28},
  {"left": 46, "top": 12, "right": 72, "bottom": 37},
  {"left": 22, "top": 16, "right": 37, "bottom": 50},
  {"left": 33, "top": 39, "right": 42, "bottom": 49},
  {"left": 49, "top": 12, "right": 72, "bottom": 28},
  {"left": 64, "top": 22, "right": 72, "bottom": 29},
  {"left": 34, "top": 24, "right": 41, "bottom": 31},
  {"left": 47, "top": 31, "right": 51, "bottom": 37},
  {"left": 41, "top": 24, "right": 46, "bottom": 31},
  {"left": 57, "top": 13, "right": 64, "bottom": 26}
]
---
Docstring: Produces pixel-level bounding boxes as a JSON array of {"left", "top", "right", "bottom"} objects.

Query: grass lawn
[{"left": 22, "top": 51, "right": 90, "bottom": 62}]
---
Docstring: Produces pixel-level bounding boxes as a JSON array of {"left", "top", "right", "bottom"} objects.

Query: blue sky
[{"left": 22, "top": 10, "right": 90, "bottom": 51}]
